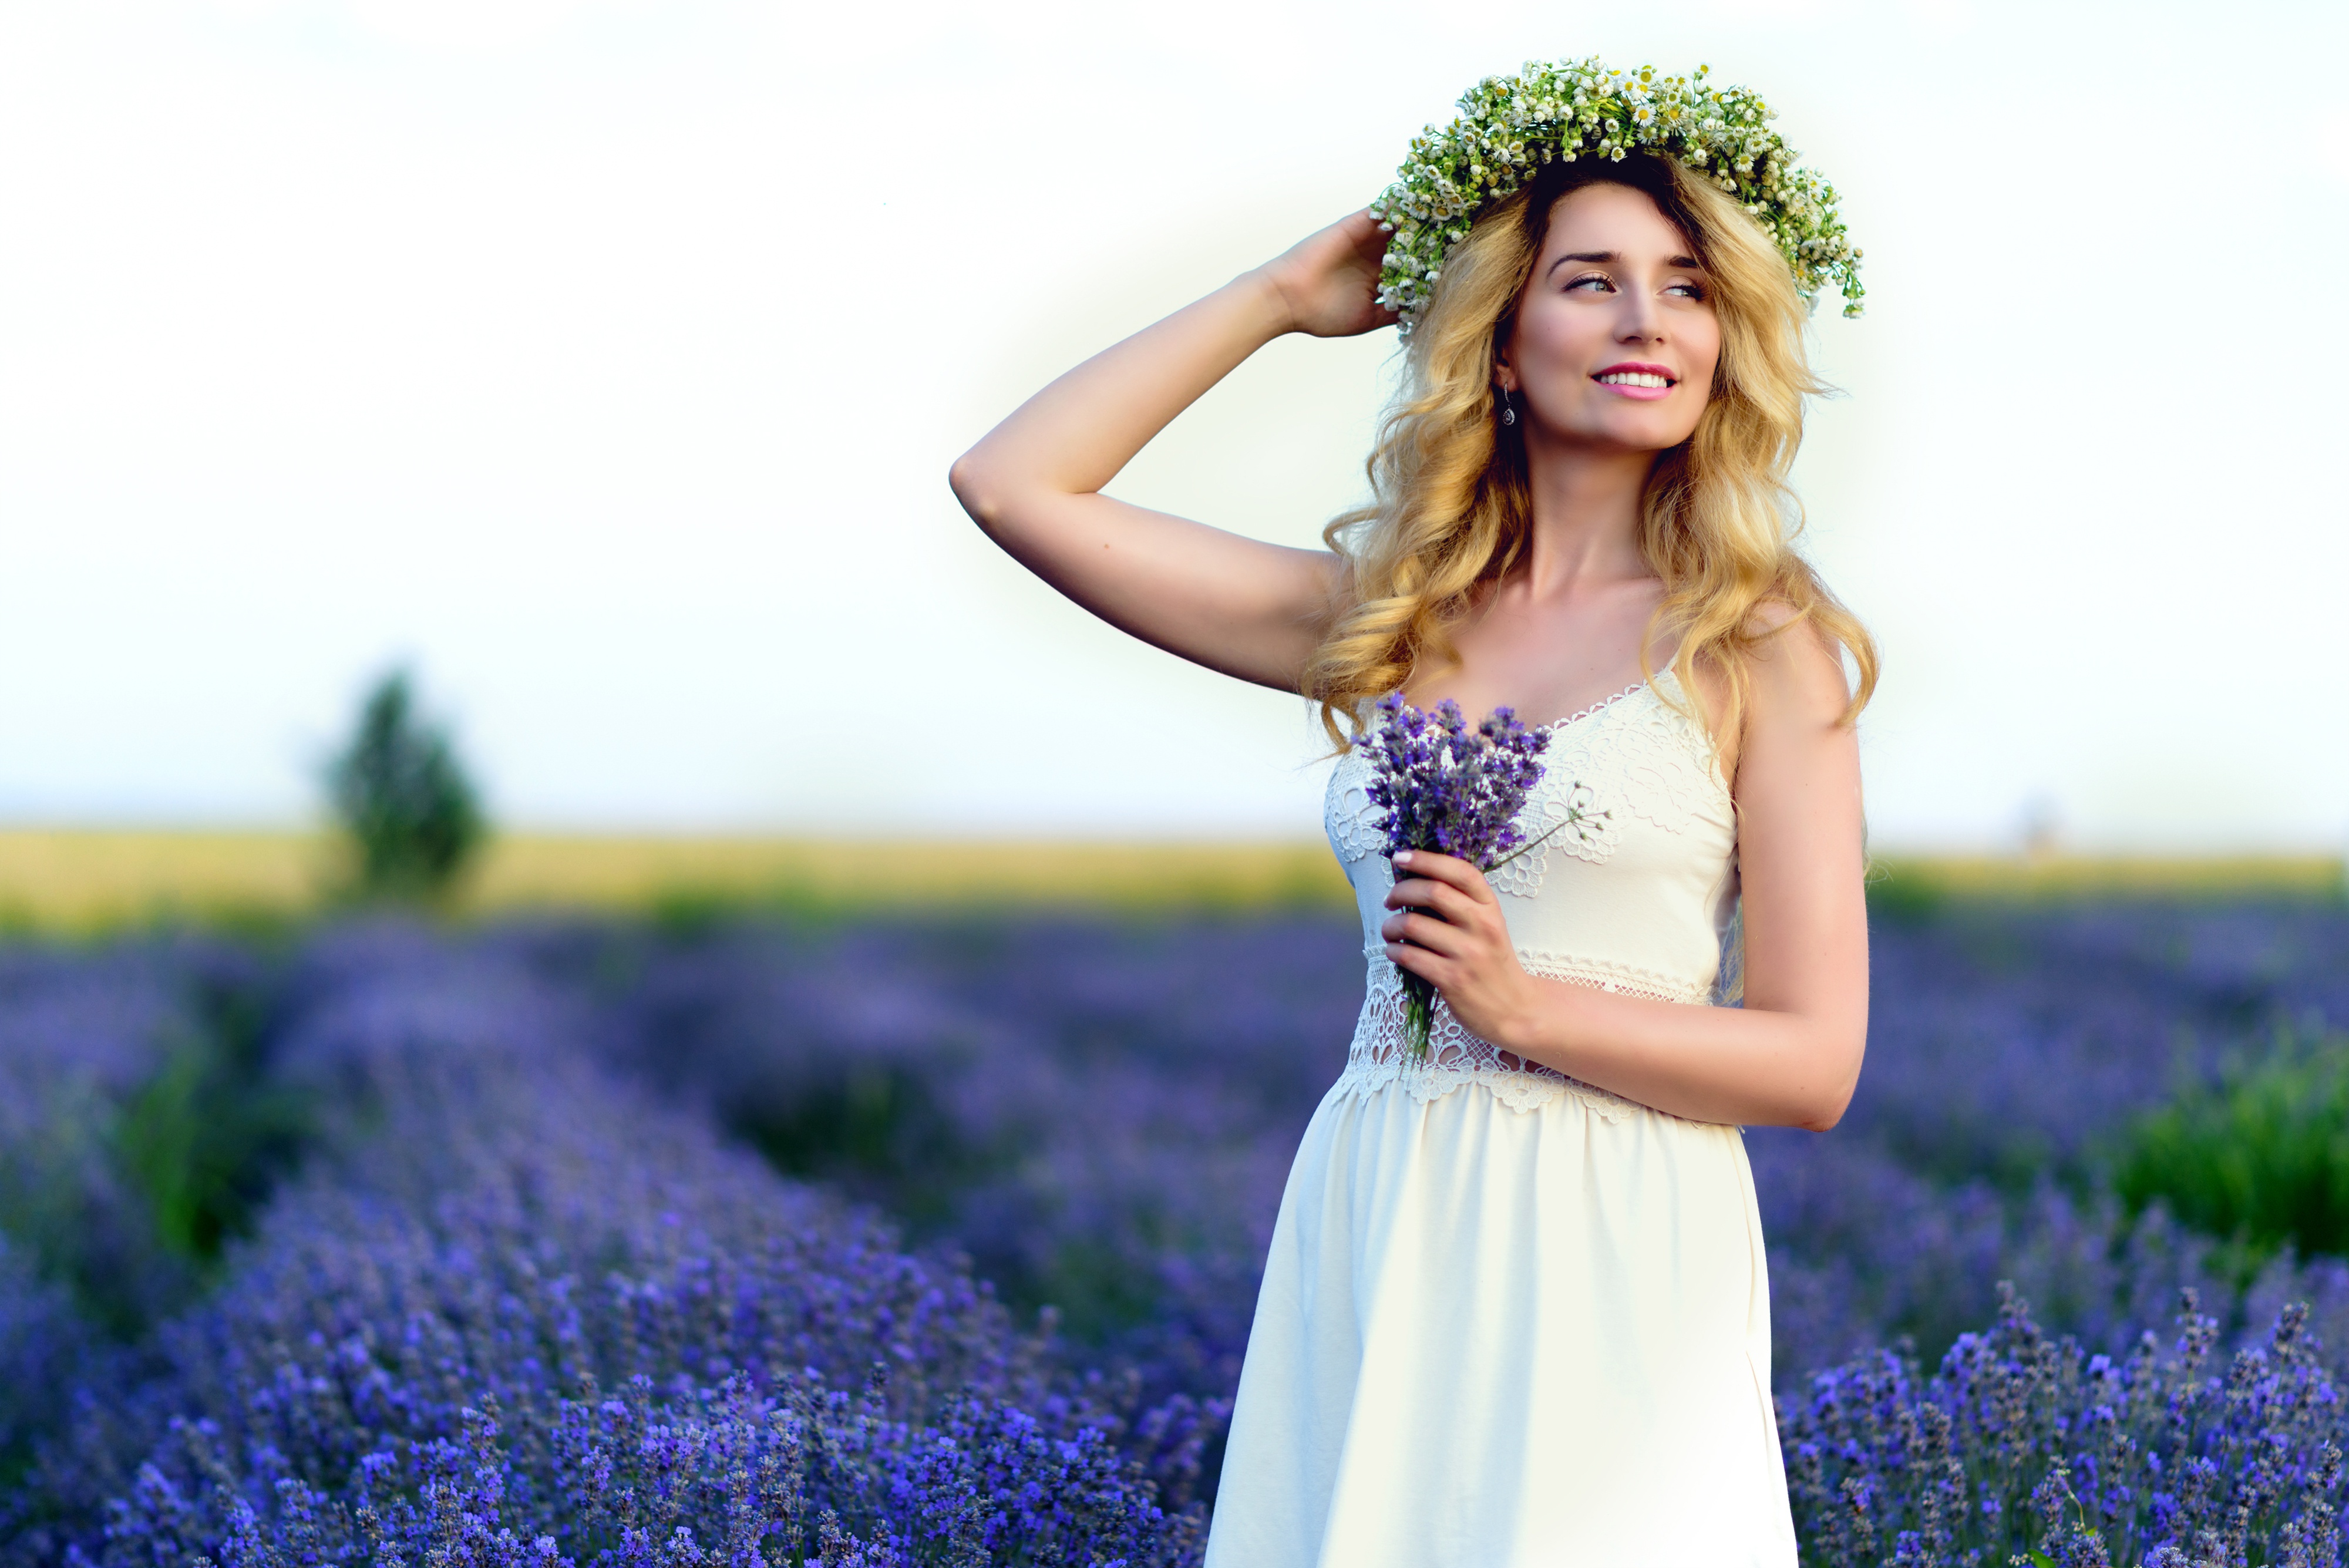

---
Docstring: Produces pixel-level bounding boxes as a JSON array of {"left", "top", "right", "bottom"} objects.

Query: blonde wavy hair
[{"left": 1305, "top": 152, "right": 1877, "bottom": 764}]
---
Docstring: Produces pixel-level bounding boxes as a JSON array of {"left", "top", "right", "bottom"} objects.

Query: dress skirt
[{"left": 1202, "top": 1074, "right": 1796, "bottom": 1567}]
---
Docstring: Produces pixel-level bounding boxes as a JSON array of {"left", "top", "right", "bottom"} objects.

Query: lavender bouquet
[{"left": 1357, "top": 692, "right": 1554, "bottom": 1065}]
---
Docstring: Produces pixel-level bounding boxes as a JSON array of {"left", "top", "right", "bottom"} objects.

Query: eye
[
  {"left": 1665, "top": 279, "right": 1708, "bottom": 301},
  {"left": 1564, "top": 272, "right": 1614, "bottom": 294}
]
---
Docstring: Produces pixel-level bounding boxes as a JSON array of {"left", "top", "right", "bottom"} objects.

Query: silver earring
[{"left": 1500, "top": 391, "right": 1517, "bottom": 426}]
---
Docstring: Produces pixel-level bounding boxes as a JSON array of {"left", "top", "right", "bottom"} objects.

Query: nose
[{"left": 1614, "top": 286, "right": 1664, "bottom": 344}]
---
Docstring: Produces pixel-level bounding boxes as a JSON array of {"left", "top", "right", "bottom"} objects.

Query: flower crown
[{"left": 1369, "top": 59, "right": 1864, "bottom": 332}]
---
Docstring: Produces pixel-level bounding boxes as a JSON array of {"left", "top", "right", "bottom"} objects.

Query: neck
[{"left": 1515, "top": 430, "right": 1658, "bottom": 595}]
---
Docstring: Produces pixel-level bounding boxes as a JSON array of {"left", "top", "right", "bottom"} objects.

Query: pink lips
[{"left": 1591, "top": 361, "right": 1678, "bottom": 402}]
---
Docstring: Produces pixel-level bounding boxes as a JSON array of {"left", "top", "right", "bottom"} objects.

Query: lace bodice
[{"left": 1323, "top": 667, "right": 1739, "bottom": 1119}]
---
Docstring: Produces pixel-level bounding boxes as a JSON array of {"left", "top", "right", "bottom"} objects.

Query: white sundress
[{"left": 1202, "top": 667, "right": 1797, "bottom": 1567}]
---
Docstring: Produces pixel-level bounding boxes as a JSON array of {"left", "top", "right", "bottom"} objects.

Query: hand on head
[{"left": 1255, "top": 211, "right": 1399, "bottom": 339}]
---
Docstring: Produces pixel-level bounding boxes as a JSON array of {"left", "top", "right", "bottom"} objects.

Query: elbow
[
  {"left": 1792, "top": 1033, "right": 1866, "bottom": 1133},
  {"left": 947, "top": 450, "right": 1005, "bottom": 534},
  {"left": 1796, "top": 1089, "right": 1853, "bottom": 1135}
]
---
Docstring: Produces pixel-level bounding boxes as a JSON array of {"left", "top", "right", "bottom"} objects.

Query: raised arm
[{"left": 947, "top": 211, "right": 1395, "bottom": 691}]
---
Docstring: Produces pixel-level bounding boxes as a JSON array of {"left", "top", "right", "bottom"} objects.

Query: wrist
[
  {"left": 1495, "top": 973, "right": 1574, "bottom": 1065},
  {"left": 1230, "top": 265, "right": 1301, "bottom": 339}
]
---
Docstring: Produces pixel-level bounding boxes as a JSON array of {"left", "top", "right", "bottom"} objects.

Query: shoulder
[
  {"left": 1690, "top": 599, "right": 1853, "bottom": 789},
  {"left": 1742, "top": 600, "right": 1853, "bottom": 721}
]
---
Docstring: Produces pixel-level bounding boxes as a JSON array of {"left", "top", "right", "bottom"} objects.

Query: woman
[{"left": 949, "top": 88, "right": 1874, "bottom": 1565}]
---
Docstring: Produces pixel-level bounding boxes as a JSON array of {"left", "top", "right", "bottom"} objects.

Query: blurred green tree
[{"left": 325, "top": 669, "right": 486, "bottom": 901}]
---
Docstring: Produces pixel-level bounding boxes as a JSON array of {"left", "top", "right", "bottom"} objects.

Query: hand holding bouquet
[{"left": 1355, "top": 692, "right": 1554, "bottom": 1064}]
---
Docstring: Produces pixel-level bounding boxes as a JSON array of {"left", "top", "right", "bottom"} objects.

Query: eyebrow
[{"left": 1547, "top": 250, "right": 1705, "bottom": 275}]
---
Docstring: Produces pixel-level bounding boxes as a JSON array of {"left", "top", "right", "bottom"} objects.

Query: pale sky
[{"left": 2, "top": 0, "right": 2344, "bottom": 849}]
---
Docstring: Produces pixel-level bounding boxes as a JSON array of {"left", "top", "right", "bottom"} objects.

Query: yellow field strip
[
  {"left": 1870, "top": 852, "right": 2348, "bottom": 901},
  {"left": 0, "top": 829, "right": 1357, "bottom": 931},
  {"left": 0, "top": 829, "right": 2337, "bottom": 934}
]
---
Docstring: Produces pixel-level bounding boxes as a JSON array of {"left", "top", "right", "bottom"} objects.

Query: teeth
[{"left": 1596, "top": 372, "right": 1671, "bottom": 388}]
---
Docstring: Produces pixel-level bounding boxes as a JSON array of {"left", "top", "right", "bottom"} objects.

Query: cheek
[
  {"left": 1515, "top": 304, "right": 1608, "bottom": 376},
  {"left": 1689, "top": 321, "right": 1725, "bottom": 391}
]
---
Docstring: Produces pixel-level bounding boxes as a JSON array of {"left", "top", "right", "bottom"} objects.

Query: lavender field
[{"left": 4, "top": 894, "right": 2349, "bottom": 1565}]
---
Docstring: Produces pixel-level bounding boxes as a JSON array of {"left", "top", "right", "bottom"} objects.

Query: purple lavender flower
[
  {"left": 1355, "top": 692, "right": 1553, "bottom": 1063},
  {"left": 1781, "top": 1283, "right": 2348, "bottom": 1566},
  {"left": 9, "top": 895, "right": 2349, "bottom": 1560},
  {"left": 63, "top": 927, "right": 1208, "bottom": 1568}
]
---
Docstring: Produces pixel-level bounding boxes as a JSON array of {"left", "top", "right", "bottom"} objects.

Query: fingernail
[{"left": 1393, "top": 850, "right": 1413, "bottom": 865}]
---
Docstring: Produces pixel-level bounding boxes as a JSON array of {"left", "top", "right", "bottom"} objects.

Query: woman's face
[{"left": 1498, "top": 181, "right": 1722, "bottom": 455}]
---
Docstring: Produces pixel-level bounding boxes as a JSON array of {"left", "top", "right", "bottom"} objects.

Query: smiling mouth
[{"left": 1593, "top": 371, "right": 1675, "bottom": 388}]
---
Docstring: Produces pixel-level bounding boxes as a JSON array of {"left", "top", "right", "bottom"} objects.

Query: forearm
[
  {"left": 1495, "top": 980, "right": 1865, "bottom": 1131},
  {"left": 951, "top": 270, "right": 1293, "bottom": 513},
  {"left": 947, "top": 210, "right": 1385, "bottom": 686}
]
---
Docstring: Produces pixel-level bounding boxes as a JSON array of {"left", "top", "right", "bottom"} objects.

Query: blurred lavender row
[
  {"left": 511, "top": 900, "right": 2349, "bottom": 1383},
  {"left": 0, "top": 895, "right": 2345, "bottom": 1562},
  {"left": 0, "top": 925, "right": 1218, "bottom": 1566}
]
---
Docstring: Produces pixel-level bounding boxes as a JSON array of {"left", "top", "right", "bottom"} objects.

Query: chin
[{"left": 1570, "top": 418, "right": 1696, "bottom": 453}]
